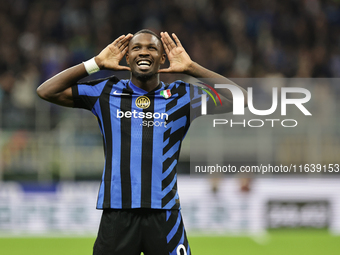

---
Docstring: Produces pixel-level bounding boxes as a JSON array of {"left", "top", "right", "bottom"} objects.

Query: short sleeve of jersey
[
  {"left": 71, "top": 81, "right": 107, "bottom": 114},
  {"left": 189, "top": 83, "right": 217, "bottom": 122}
]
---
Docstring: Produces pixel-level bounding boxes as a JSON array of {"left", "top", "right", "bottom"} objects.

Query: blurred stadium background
[{"left": 1, "top": 0, "right": 340, "bottom": 254}]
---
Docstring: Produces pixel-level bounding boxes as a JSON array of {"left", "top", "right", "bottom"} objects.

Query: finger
[
  {"left": 161, "top": 32, "right": 173, "bottom": 49},
  {"left": 121, "top": 45, "right": 129, "bottom": 55},
  {"left": 160, "top": 34, "right": 170, "bottom": 55},
  {"left": 158, "top": 68, "right": 173, "bottom": 73},
  {"left": 121, "top": 33, "right": 133, "bottom": 43},
  {"left": 116, "top": 34, "right": 131, "bottom": 49},
  {"left": 165, "top": 32, "right": 177, "bottom": 49},
  {"left": 160, "top": 33, "right": 170, "bottom": 54},
  {"left": 116, "top": 65, "right": 131, "bottom": 71},
  {"left": 161, "top": 32, "right": 173, "bottom": 50},
  {"left": 119, "top": 37, "right": 131, "bottom": 51},
  {"left": 172, "top": 33, "right": 182, "bottom": 48},
  {"left": 113, "top": 35, "right": 126, "bottom": 47},
  {"left": 121, "top": 33, "right": 133, "bottom": 44},
  {"left": 120, "top": 34, "right": 134, "bottom": 50}
]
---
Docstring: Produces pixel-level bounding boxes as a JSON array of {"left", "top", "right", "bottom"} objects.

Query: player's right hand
[{"left": 95, "top": 34, "right": 133, "bottom": 71}]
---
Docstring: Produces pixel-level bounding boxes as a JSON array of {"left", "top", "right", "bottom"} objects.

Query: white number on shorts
[{"left": 176, "top": 244, "right": 187, "bottom": 255}]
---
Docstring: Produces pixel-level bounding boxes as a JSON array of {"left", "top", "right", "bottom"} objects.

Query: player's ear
[
  {"left": 125, "top": 52, "right": 130, "bottom": 66},
  {"left": 160, "top": 53, "right": 166, "bottom": 65}
]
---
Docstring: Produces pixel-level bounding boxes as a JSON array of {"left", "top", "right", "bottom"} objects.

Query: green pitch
[{"left": 0, "top": 230, "right": 339, "bottom": 255}]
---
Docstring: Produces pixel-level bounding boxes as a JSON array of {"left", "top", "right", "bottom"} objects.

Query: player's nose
[{"left": 139, "top": 46, "right": 150, "bottom": 56}]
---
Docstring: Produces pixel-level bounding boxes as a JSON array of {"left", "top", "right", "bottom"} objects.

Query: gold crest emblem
[{"left": 135, "top": 96, "right": 150, "bottom": 109}]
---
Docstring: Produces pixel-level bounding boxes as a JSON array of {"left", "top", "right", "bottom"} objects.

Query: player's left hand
[{"left": 158, "top": 32, "right": 193, "bottom": 73}]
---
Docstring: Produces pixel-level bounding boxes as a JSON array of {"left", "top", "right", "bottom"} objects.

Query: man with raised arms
[{"left": 37, "top": 29, "right": 247, "bottom": 255}]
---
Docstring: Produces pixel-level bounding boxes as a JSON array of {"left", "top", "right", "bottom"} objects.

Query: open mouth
[{"left": 137, "top": 60, "right": 152, "bottom": 69}]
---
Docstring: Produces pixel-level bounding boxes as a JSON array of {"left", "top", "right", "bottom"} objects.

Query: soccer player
[{"left": 37, "top": 30, "right": 247, "bottom": 255}]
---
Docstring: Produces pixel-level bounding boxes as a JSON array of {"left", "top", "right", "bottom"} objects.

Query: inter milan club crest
[{"left": 160, "top": 89, "right": 171, "bottom": 99}]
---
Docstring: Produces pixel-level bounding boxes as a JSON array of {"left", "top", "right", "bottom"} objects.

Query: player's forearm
[
  {"left": 185, "top": 61, "right": 227, "bottom": 80},
  {"left": 36, "top": 63, "right": 88, "bottom": 101},
  {"left": 185, "top": 61, "right": 247, "bottom": 106}
]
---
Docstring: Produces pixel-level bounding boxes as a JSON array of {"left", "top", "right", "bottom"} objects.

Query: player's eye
[
  {"left": 132, "top": 46, "right": 140, "bottom": 50},
  {"left": 149, "top": 46, "right": 157, "bottom": 50}
]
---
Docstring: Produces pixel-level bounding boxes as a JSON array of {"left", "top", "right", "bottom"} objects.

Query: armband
[{"left": 83, "top": 57, "right": 100, "bottom": 75}]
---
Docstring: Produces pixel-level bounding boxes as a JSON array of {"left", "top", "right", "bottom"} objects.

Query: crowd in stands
[{"left": 0, "top": 0, "right": 340, "bottom": 130}]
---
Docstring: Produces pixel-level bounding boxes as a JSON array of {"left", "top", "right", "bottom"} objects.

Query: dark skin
[
  {"left": 37, "top": 32, "right": 247, "bottom": 112},
  {"left": 125, "top": 33, "right": 166, "bottom": 91},
  {"left": 159, "top": 32, "right": 248, "bottom": 113},
  {"left": 36, "top": 34, "right": 133, "bottom": 107}
]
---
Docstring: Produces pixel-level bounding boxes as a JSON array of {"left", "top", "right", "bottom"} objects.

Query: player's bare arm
[
  {"left": 159, "top": 32, "right": 247, "bottom": 113},
  {"left": 36, "top": 34, "right": 133, "bottom": 107}
]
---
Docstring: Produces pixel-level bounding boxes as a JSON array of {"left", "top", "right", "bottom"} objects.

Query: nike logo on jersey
[{"left": 113, "top": 90, "right": 130, "bottom": 96}]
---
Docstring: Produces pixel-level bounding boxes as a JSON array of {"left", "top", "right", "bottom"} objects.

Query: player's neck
[{"left": 130, "top": 74, "right": 160, "bottom": 92}]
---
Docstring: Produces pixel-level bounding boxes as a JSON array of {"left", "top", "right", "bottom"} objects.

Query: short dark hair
[
  {"left": 133, "top": 29, "right": 162, "bottom": 43},
  {"left": 131, "top": 29, "right": 164, "bottom": 53}
]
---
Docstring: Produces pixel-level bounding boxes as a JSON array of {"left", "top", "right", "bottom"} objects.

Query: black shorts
[{"left": 93, "top": 208, "right": 191, "bottom": 255}]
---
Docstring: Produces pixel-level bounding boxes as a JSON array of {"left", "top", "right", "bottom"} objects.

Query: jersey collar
[{"left": 128, "top": 80, "right": 164, "bottom": 94}]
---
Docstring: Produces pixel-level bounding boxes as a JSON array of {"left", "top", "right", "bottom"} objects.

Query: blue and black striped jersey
[{"left": 72, "top": 76, "right": 215, "bottom": 210}]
